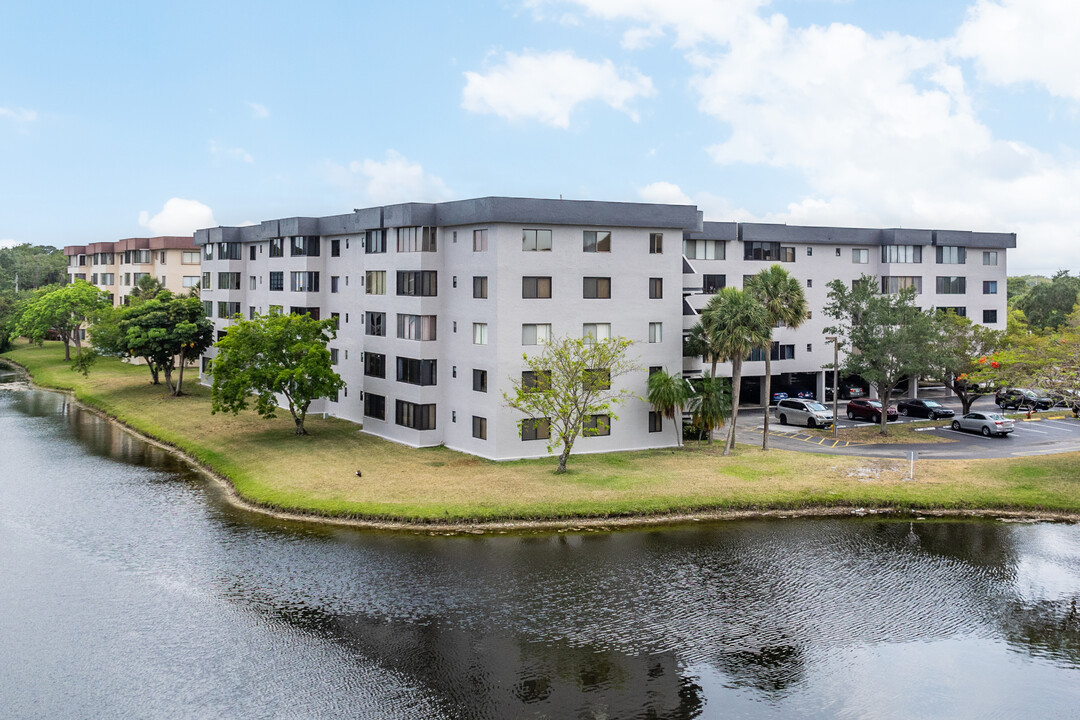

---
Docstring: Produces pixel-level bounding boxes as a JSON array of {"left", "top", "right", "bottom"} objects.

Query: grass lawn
[{"left": 4, "top": 341, "right": 1080, "bottom": 524}]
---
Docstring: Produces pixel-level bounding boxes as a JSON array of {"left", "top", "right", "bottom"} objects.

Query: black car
[
  {"left": 896, "top": 398, "right": 955, "bottom": 420},
  {"left": 995, "top": 388, "right": 1053, "bottom": 411}
]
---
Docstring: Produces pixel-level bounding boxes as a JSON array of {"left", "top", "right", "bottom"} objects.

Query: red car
[{"left": 846, "top": 398, "right": 898, "bottom": 423}]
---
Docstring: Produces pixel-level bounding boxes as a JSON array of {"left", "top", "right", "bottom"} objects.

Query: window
[
  {"left": 291, "top": 271, "right": 319, "bottom": 292},
  {"left": 881, "top": 276, "right": 923, "bottom": 294},
  {"left": 182, "top": 251, "right": 200, "bottom": 264},
  {"left": 650, "top": 233, "right": 663, "bottom": 254},
  {"left": 936, "top": 276, "right": 967, "bottom": 294},
  {"left": 290, "top": 236, "right": 320, "bottom": 257},
  {"left": 269, "top": 238, "right": 284, "bottom": 257},
  {"left": 649, "top": 322, "right": 662, "bottom": 343},
  {"left": 522, "top": 323, "right": 551, "bottom": 345},
  {"left": 330, "top": 348, "right": 339, "bottom": 365},
  {"left": 395, "top": 226, "right": 437, "bottom": 252},
  {"left": 473, "top": 369, "right": 487, "bottom": 393},
  {"left": 806, "top": 343, "right": 813, "bottom": 353},
  {"left": 583, "top": 368, "right": 610, "bottom": 391},
  {"left": 583, "top": 414, "right": 611, "bottom": 437},
  {"left": 983, "top": 280, "right": 998, "bottom": 294},
  {"left": 331, "top": 276, "right": 339, "bottom": 293},
  {"left": 249, "top": 275, "right": 257, "bottom": 291},
  {"left": 649, "top": 278, "right": 663, "bottom": 299},
  {"left": 366, "top": 312, "right": 386, "bottom": 337},
  {"left": 473, "top": 276, "right": 488, "bottom": 299},
  {"left": 583, "top": 230, "right": 611, "bottom": 253},
  {"left": 882, "top": 245, "right": 923, "bottom": 263},
  {"left": 364, "top": 393, "right": 386, "bottom": 421},
  {"left": 365, "top": 230, "right": 386, "bottom": 254},
  {"left": 522, "top": 229, "right": 552, "bottom": 251},
  {"left": 217, "top": 302, "right": 240, "bottom": 319},
  {"left": 247, "top": 306, "right": 255, "bottom": 320},
  {"left": 218, "top": 242, "right": 242, "bottom": 260},
  {"left": 396, "top": 270, "right": 438, "bottom": 297},
  {"left": 397, "top": 314, "right": 437, "bottom": 341},
  {"left": 983, "top": 251, "right": 999, "bottom": 266},
  {"left": 331, "top": 239, "right": 340, "bottom": 257},
  {"left": 330, "top": 312, "right": 340, "bottom": 329},
  {"left": 807, "top": 279, "right": 812, "bottom": 288},
  {"left": 852, "top": 249, "right": 869, "bottom": 264},
  {"left": 522, "top": 276, "right": 552, "bottom": 299},
  {"left": 396, "top": 357, "right": 437, "bottom": 386},
  {"left": 472, "top": 416, "right": 487, "bottom": 440},
  {"left": 649, "top": 411, "right": 663, "bottom": 433},
  {"left": 202, "top": 300, "right": 212, "bottom": 317},
  {"left": 366, "top": 270, "right": 386, "bottom": 295},
  {"left": 249, "top": 245, "right": 256, "bottom": 261},
  {"left": 983, "top": 309, "right": 998, "bottom": 324},
  {"left": 269, "top": 272, "right": 284, "bottom": 291},
  {"left": 473, "top": 229, "right": 488, "bottom": 252},
  {"left": 807, "top": 247, "right": 813, "bottom": 257},
  {"left": 939, "top": 306, "right": 967, "bottom": 317},
  {"left": 683, "top": 239, "right": 725, "bottom": 260},
  {"left": 521, "top": 417, "right": 551, "bottom": 441},
  {"left": 473, "top": 323, "right": 488, "bottom": 345},
  {"left": 744, "top": 242, "right": 793, "bottom": 262},
  {"left": 649, "top": 366, "right": 662, "bottom": 375},
  {"left": 364, "top": 352, "right": 386, "bottom": 378},
  {"left": 99, "top": 273, "right": 115, "bottom": 285},
  {"left": 702, "top": 275, "right": 726, "bottom": 294},
  {"left": 202, "top": 272, "right": 211, "bottom": 290},
  {"left": 582, "top": 323, "right": 611, "bottom": 343},
  {"left": 522, "top": 370, "right": 551, "bottom": 391},
  {"left": 217, "top": 272, "right": 241, "bottom": 290},
  {"left": 289, "top": 306, "right": 320, "bottom": 320},
  {"left": 395, "top": 400, "right": 436, "bottom": 430},
  {"left": 836, "top": 248, "right": 842, "bottom": 257},
  {"left": 937, "top": 246, "right": 966, "bottom": 264},
  {"left": 583, "top": 277, "right": 611, "bottom": 299},
  {"left": 749, "top": 343, "right": 795, "bottom": 361}
]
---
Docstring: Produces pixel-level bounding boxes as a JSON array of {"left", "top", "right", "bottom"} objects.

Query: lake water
[{"left": 1, "top": 371, "right": 1078, "bottom": 719}]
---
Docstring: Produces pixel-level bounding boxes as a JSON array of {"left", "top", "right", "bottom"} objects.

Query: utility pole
[
  {"left": 13, "top": 272, "right": 18, "bottom": 293},
  {"left": 826, "top": 336, "right": 839, "bottom": 438}
]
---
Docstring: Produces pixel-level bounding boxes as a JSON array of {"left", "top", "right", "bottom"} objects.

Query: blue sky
[{"left": 2, "top": 0, "right": 1077, "bottom": 275}]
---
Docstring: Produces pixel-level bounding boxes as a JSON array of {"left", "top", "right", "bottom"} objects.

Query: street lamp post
[{"left": 826, "top": 336, "right": 839, "bottom": 438}]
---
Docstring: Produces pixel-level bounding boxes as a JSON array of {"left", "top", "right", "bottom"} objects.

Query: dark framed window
[
  {"left": 522, "top": 370, "right": 551, "bottom": 392},
  {"left": 882, "top": 245, "right": 923, "bottom": 263},
  {"left": 364, "top": 393, "right": 386, "bottom": 420},
  {"left": 249, "top": 245, "right": 257, "bottom": 260},
  {"left": 649, "top": 411, "right": 663, "bottom": 433},
  {"left": 583, "top": 277, "right": 611, "bottom": 299},
  {"left": 583, "top": 230, "right": 611, "bottom": 253},
  {"left": 650, "top": 233, "right": 663, "bottom": 254},
  {"left": 473, "top": 276, "right": 488, "bottom": 299},
  {"left": 472, "top": 416, "right": 487, "bottom": 440},
  {"left": 983, "top": 309, "right": 998, "bottom": 323},
  {"left": 522, "top": 276, "right": 552, "bottom": 298},
  {"left": 396, "top": 357, "right": 437, "bottom": 386},
  {"left": 983, "top": 280, "right": 998, "bottom": 294},
  {"left": 201, "top": 300, "right": 212, "bottom": 316},
  {"left": 583, "top": 414, "right": 611, "bottom": 436},
  {"left": 330, "top": 348, "right": 338, "bottom": 365},
  {"left": 936, "top": 276, "right": 966, "bottom": 294},
  {"left": 290, "top": 271, "right": 319, "bottom": 292},
  {"left": 936, "top": 246, "right": 966, "bottom": 264},
  {"left": 702, "top": 274, "right": 726, "bottom": 294},
  {"left": 289, "top": 306, "right": 320, "bottom": 320},
  {"left": 473, "top": 229, "right": 488, "bottom": 252},
  {"left": 521, "top": 417, "right": 551, "bottom": 441},
  {"left": 522, "top": 229, "right": 552, "bottom": 251},
  {"left": 649, "top": 277, "right": 663, "bottom": 299},
  {"left": 473, "top": 369, "right": 487, "bottom": 393},
  {"left": 364, "top": 352, "right": 386, "bottom": 378},
  {"left": 939, "top": 306, "right": 967, "bottom": 317},
  {"left": 395, "top": 400, "right": 436, "bottom": 430},
  {"left": 331, "top": 239, "right": 340, "bottom": 257},
  {"left": 217, "top": 301, "right": 240, "bottom": 319},
  {"left": 217, "top": 272, "right": 241, "bottom": 290},
  {"left": 218, "top": 242, "right": 242, "bottom": 260},
  {"left": 269, "top": 272, "right": 284, "bottom": 291},
  {"left": 290, "top": 236, "right": 320, "bottom": 257},
  {"left": 396, "top": 270, "right": 438, "bottom": 297},
  {"left": 269, "top": 238, "right": 284, "bottom": 257},
  {"left": 331, "top": 276, "right": 340, "bottom": 293},
  {"left": 365, "top": 230, "right": 386, "bottom": 254},
  {"left": 366, "top": 312, "right": 386, "bottom": 337}
]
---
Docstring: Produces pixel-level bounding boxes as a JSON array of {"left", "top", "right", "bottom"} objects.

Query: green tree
[
  {"left": 210, "top": 312, "right": 344, "bottom": 435},
  {"left": 929, "top": 311, "right": 1002, "bottom": 415},
  {"left": 1015, "top": 270, "right": 1080, "bottom": 330},
  {"left": 0, "top": 244, "right": 68, "bottom": 292},
  {"left": 700, "top": 287, "right": 771, "bottom": 455},
  {"left": 646, "top": 369, "right": 690, "bottom": 447},
  {"left": 687, "top": 374, "right": 731, "bottom": 446},
  {"left": 127, "top": 274, "right": 166, "bottom": 303},
  {"left": 0, "top": 291, "right": 24, "bottom": 353},
  {"left": 823, "top": 275, "right": 936, "bottom": 435},
  {"left": 504, "top": 335, "right": 637, "bottom": 473},
  {"left": 747, "top": 264, "right": 808, "bottom": 450},
  {"left": 13, "top": 280, "right": 109, "bottom": 362}
]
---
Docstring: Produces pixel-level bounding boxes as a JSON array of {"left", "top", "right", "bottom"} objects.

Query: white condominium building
[{"left": 195, "top": 197, "right": 1014, "bottom": 460}]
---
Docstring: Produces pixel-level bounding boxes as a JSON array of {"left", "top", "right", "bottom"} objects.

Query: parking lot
[{"left": 739, "top": 391, "right": 1080, "bottom": 460}]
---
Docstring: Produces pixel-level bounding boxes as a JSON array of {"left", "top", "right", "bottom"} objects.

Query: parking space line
[{"left": 1012, "top": 426, "right": 1049, "bottom": 435}]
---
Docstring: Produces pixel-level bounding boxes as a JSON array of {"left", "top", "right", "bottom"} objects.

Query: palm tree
[
  {"left": 688, "top": 374, "right": 730, "bottom": 446},
  {"left": 701, "top": 287, "right": 771, "bottom": 456},
  {"left": 647, "top": 369, "right": 690, "bottom": 447},
  {"left": 747, "top": 265, "right": 809, "bottom": 450},
  {"left": 128, "top": 275, "right": 166, "bottom": 303}
]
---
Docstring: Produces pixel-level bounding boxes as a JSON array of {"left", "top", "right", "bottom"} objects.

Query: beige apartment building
[{"left": 64, "top": 236, "right": 201, "bottom": 305}]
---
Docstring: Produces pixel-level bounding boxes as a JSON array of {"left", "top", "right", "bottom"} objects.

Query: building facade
[
  {"left": 64, "top": 236, "right": 201, "bottom": 306},
  {"left": 194, "top": 197, "right": 1014, "bottom": 460}
]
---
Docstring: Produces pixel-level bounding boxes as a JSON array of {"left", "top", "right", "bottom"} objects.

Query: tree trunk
[
  {"left": 671, "top": 414, "right": 682, "bottom": 448},
  {"left": 63, "top": 336, "right": 71, "bottom": 361},
  {"left": 162, "top": 365, "right": 176, "bottom": 395},
  {"left": 961, "top": 393, "right": 973, "bottom": 415},
  {"left": 556, "top": 447, "right": 570, "bottom": 473},
  {"left": 879, "top": 385, "right": 892, "bottom": 436},
  {"left": 174, "top": 350, "right": 186, "bottom": 396},
  {"left": 146, "top": 360, "right": 160, "bottom": 385},
  {"left": 724, "top": 360, "right": 742, "bottom": 456},
  {"left": 762, "top": 355, "right": 772, "bottom": 450},
  {"left": 288, "top": 402, "right": 308, "bottom": 435}
]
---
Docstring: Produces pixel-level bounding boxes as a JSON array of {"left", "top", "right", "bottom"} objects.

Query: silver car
[
  {"left": 774, "top": 398, "right": 834, "bottom": 428},
  {"left": 951, "top": 412, "right": 1014, "bottom": 437}
]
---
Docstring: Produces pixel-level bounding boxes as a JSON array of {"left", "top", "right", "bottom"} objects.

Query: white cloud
[
  {"left": 210, "top": 140, "right": 253, "bottom": 163},
  {"left": 954, "top": 0, "right": 1080, "bottom": 100},
  {"left": 138, "top": 198, "right": 217, "bottom": 236},
  {"left": 246, "top": 101, "right": 270, "bottom": 119},
  {"left": 638, "top": 181, "right": 692, "bottom": 205},
  {"left": 462, "top": 50, "right": 655, "bottom": 128},
  {"left": 638, "top": 181, "right": 745, "bottom": 221},
  {"left": 0, "top": 107, "right": 37, "bottom": 123},
  {"left": 327, "top": 150, "right": 453, "bottom": 205},
  {"left": 0, "top": 238, "right": 21, "bottom": 249}
]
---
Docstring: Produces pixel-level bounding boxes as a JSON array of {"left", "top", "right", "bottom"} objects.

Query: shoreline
[{"left": 2, "top": 356, "right": 1077, "bottom": 533}]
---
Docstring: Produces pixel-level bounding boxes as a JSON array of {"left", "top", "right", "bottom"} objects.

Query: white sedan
[{"left": 951, "top": 412, "right": 1014, "bottom": 437}]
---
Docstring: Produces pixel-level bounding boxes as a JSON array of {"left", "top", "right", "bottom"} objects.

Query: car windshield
[
  {"left": 923, "top": 400, "right": 941, "bottom": 407},
  {"left": 807, "top": 403, "right": 828, "bottom": 412},
  {"left": 868, "top": 401, "right": 882, "bottom": 408},
  {"left": 987, "top": 413, "right": 1007, "bottom": 420}
]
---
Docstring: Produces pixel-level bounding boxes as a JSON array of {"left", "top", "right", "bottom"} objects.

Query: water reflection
[{"left": 2, "top": 386, "right": 1079, "bottom": 719}]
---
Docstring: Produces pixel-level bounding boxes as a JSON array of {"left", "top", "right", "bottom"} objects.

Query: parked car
[
  {"left": 846, "top": 398, "right": 898, "bottom": 423},
  {"left": 951, "top": 412, "right": 1014, "bottom": 437},
  {"left": 770, "top": 391, "right": 789, "bottom": 405},
  {"left": 774, "top": 398, "right": 834, "bottom": 428},
  {"left": 995, "top": 388, "right": 1053, "bottom": 411},
  {"left": 825, "top": 385, "right": 866, "bottom": 401},
  {"left": 896, "top": 398, "right": 955, "bottom": 420},
  {"left": 794, "top": 389, "right": 816, "bottom": 400}
]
